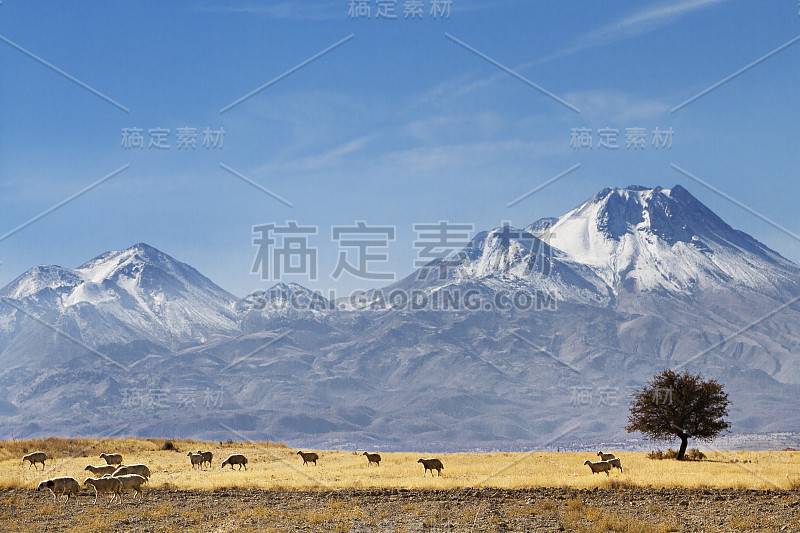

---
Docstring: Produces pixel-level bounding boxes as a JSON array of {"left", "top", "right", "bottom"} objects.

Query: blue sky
[{"left": 1, "top": 0, "right": 799, "bottom": 297}]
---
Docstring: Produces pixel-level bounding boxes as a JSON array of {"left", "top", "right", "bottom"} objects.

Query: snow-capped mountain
[
  {"left": 2, "top": 186, "right": 800, "bottom": 450},
  {"left": 539, "top": 185, "right": 798, "bottom": 297},
  {"left": 0, "top": 243, "right": 242, "bottom": 355},
  {"left": 382, "top": 225, "right": 614, "bottom": 307}
]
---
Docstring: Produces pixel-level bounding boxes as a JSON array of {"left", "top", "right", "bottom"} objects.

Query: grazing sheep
[
  {"left": 221, "top": 454, "right": 248, "bottom": 470},
  {"left": 115, "top": 474, "right": 147, "bottom": 501},
  {"left": 583, "top": 460, "right": 613, "bottom": 476},
  {"left": 607, "top": 457, "right": 623, "bottom": 472},
  {"left": 187, "top": 452, "right": 204, "bottom": 469},
  {"left": 36, "top": 477, "right": 81, "bottom": 504},
  {"left": 83, "top": 476, "right": 122, "bottom": 504},
  {"left": 297, "top": 451, "right": 319, "bottom": 466},
  {"left": 22, "top": 451, "right": 47, "bottom": 470},
  {"left": 99, "top": 452, "right": 123, "bottom": 466},
  {"left": 362, "top": 452, "right": 381, "bottom": 467},
  {"left": 113, "top": 464, "right": 152, "bottom": 479},
  {"left": 197, "top": 450, "right": 213, "bottom": 468},
  {"left": 85, "top": 464, "right": 118, "bottom": 477},
  {"left": 418, "top": 458, "right": 444, "bottom": 477},
  {"left": 597, "top": 451, "right": 616, "bottom": 461}
]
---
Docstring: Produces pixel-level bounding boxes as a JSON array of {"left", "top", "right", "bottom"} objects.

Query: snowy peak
[
  {"left": 391, "top": 223, "right": 613, "bottom": 307},
  {"left": 0, "top": 244, "right": 242, "bottom": 347},
  {"left": 547, "top": 185, "right": 797, "bottom": 295}
]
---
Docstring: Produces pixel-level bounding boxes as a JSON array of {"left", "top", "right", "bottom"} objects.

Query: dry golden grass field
[
  {"left": 1, "top": 437, "right": 798, "bottom": 492},
  {"left": 0, "top": 438, "right": 799, "bottom": 531}
]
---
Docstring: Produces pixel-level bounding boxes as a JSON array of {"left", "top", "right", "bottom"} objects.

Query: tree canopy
[{"left": 626, "top": 369, "right": 730, "bottom": 460}]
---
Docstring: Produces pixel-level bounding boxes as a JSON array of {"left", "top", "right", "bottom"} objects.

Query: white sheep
[
  {"left": 187, "top": 452, "right": 204, "bottom": 470},
  {"left": 197, "top": 450, "right": 213, "bottom": 468},
  {"left": 583, "top": 459, "right": 613, "bottom": 475},
  {"left": 83, "top": 476, "right": 122, "bottom": 504},
  {"left": 221, "top": 454, "right": 248, "bottom": 470},
  {"left": 99, "top": 452, "right": 123, "bottom": 465},
  {"left": 85, "top": 464, "right": 118, "bottom": 477},
  {"left": 607, "top": 457, "right": 623, "bottom": 472},
  {"left": 115, "top": 474, "right": 147, "bottom": 501},
  {"left": 113, "top": 464, "right": 151, "bottom": 479},
  {"left": 36, "top": 477, "right": 81, "bottom": 504},
  {"left": 597, "top": 451, "right": 616, "bottom": 461},
  {"left": 22, "top": 451, "right": 47, "bottom": 470}
]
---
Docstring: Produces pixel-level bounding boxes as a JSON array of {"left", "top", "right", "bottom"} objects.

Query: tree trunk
[{"left": 676, "top": 434, "right": 689, "bottom": 460}]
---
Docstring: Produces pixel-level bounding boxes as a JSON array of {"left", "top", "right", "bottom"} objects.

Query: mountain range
[{"left": 1, "top": 185, "right": 799, "bottom": 451}]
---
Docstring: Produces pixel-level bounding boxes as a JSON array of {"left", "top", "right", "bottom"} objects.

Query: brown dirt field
[{"left": 2, "top": 486, "right": 799, "bottom": 532}]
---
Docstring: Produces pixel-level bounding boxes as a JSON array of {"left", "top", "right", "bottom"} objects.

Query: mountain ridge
[{"left": 1, "top": 184, "right": 799, "bottom": 449}]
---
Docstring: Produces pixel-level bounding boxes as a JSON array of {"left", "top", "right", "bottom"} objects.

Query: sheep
[
  {"left": 221, "top": 454, "right": 248, "bottom": 470},
  {"left": 418, "top": 458, "right": 444, "bottom": 477},
  {"left": 187, "top": 452, "right": 204, "bottom": 469},
  {"left": 597, "top": 451, "right": 616, "bottom": 461},
  {"left": 99, "top": 452, "right": 123, "bottom": 465},
  {"left": 362, "top": 452, "right": 381, "bottom": 467},
  {"left": 583, "top": 459, "right": 613, "bottom": 476},
  {"left": 85, "top": 464, "right": 118, "bottom": 477},
  {"left": 22, "top": 451, "right": 47, "bottom": 470},
  {"left": 36, "top": 477, "right": 81, "bottom": 504},
  {"left": 83, "top": 476, "right": 122, "bottom": 504},
  {"left": 607, "top": 457, "right": 623, "bottom": 472},
  {"left": 113, "top": 464, "right": 152, "bottom": 479},
  {"left": 297, "top": 451, "right": 318, "bottom": 466},
  {"left": 196, "top": 450, "right": 213, "bottom": 468},
  {"left": 114, "top": 474, "right": 147, "bottom": 501}
]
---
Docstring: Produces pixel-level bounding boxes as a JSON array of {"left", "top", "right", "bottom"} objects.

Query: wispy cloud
[
  {"left": 542, "top": 0, "right": 732, "bottom": 62},
  {"left": 194, "top": 2, "right": 340, "bottom": 21}
]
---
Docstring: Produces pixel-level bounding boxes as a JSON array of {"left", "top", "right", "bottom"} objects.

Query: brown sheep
[
  {"left": 196, "top": 450, "right": 213, "bottom": 468},
  {"left": 362, "top": 452, "right": 381, "bottom": 467},
  {"left": 418, "top": 458, "right": 444, "bottom": 477},
  {"left": 297, "top": 451, "right": 318, "bottom": 466}
]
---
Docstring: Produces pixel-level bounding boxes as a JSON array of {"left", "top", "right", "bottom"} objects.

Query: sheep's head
[
  {"left": 583, "top": 460, "right": 591, "bottom": 465},
  {"left": 296, "top": 451, "right": 302, "bottom": 455},
  {"left": 417, "top": 458, "right": 424, "bottom": 463}
]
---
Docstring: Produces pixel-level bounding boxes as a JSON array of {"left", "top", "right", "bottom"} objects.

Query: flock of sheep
[
  {"left": 583, "top": 451, "right": 624, "bottom": 475},
  {"left": 22, "top": 448, "right": 623, "bottom": 504}
]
